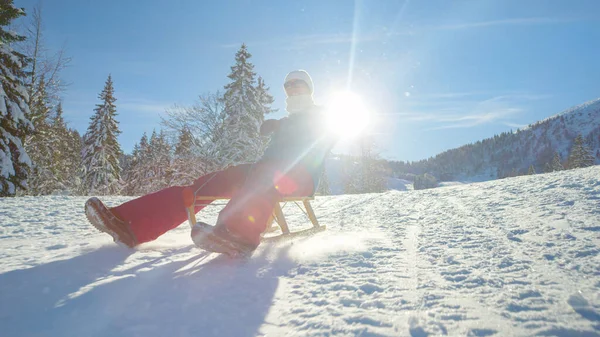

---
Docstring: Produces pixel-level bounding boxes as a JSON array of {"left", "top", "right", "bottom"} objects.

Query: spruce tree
[
  {"left": 65, "top": 128, "right": 83, "bottom": 194},
  {"left": 171, "top": 127, "right": 201, "bottom": 185},
  {"left": 122, "top": 133, "right": 149, "bottom": 195},
  {"left": 49, "top": 102, "right": 81, "bottom": 194},
  {"left": 568, "top": 134, "right": 594, "bottom": 169},
  {"left": 316, "top": 164, "right": 331, "bottom": 195},
  {"left": 216, "top": 44, "right": 269, "bottom": 167},
  {"left": 147, "top": 129, "right": 172, "bottom": 192},
  {"left": 25, "top": 75, "right": 54, "bottom": 194},
  {"left": 342, "top": 158, "right": 361, "bottom": 194},
  {"left": 0, "top": 2, "right": 34, "bottom": 196},
  {"left": 528, "top": 165, "right": 536, "bottom": 175},
  {"left": 256, "top": 76, "right": 276, "bottom": 117},
  {"left": 174, "top": 126, "right": 194, "bottom": 158},
  {"left": 255, "top": 76, "right": 277, "bottom": 152},
  {"left": 551, "top": 152, "right": 563, "bottom": 171},
  {"left": 81, "top": 75, "right": 123, "bottom": 195}
]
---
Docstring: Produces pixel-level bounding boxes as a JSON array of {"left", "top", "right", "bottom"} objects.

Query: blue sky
[{"left": 15, "top": 0, "right": 600, "bottom": 162}]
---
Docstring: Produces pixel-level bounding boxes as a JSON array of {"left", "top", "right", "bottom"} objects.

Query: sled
[{"left": 182, "top": 188, "right": 326, "bottom": 241}]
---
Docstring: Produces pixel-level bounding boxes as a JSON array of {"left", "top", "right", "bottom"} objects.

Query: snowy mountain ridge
[
  {"left": 537, "top": 97, "right": 600, "bottom": 126},
  {"left": 389, "top": 96, "right": 600, "bottom": 182},
  {"left": 1, "top": 166, "right": 599, "bottom": 336},
  {"left": 526, "top": 97, "right": 600, "bottom": 157}
]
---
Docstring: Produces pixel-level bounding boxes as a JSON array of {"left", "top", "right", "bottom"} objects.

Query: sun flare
[{"left": 326, "top": 91, "right": 371, "bottom": 139}]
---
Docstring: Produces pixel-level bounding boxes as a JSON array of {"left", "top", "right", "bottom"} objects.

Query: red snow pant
[{"left": 111, "top": 161, "right": 315, "bottom": 245}]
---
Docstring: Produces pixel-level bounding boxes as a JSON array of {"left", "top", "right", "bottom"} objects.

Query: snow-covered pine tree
[
  {"left": 121, "top": 133, "right": 149, "bottom": 196},
  {"left": 256, "top": 76, "right": 276, "bottom": 116},
  {"left": 358, "top": 135, "right": 386, "bottom": 193},
  {"left": 216, "top": 44, "right": 269, "bottom": 167},
  {"left": 171, "top": 126, "right": 202, "bottom": 185},
  {"left": 414, "top": 173, "right": 438, "bottom": 190},
  {"left": 121, "top": 143, "right": 139, "bottom": 196},
  {"left": 147, "top": 129, "right": 172, "bottom": 192},
  {"left": 528, "top": 165, "right": 536, "bottom": 175},
  {"left": 568, "top": 134, "right": 594, "bottom": 169},
  {"left": 255, "top": 76, "right": 277, "bottom": 153},
  {"left": 65, "top": 128, "right": 83, "bottom": 194},
  {"left": 48, "top": 102, "right": 81, "bottom": 194},
  {"left": 551, "top": 152, "right": 563, "bottom": 171},
  {"left": 81, "top": 75, "right": 123, "bottom": 195},
  {"left": 342, "top": 156, "right": 361, "bottom": 194},
  {"left": 0, "top": 2, "right": 34, "bottom": 196},
  {"left": 315, "top": 164, "right": 331, "bottom": 195},
  {"left": 25, "top": 75, "right": 54, "bottom": 194}
]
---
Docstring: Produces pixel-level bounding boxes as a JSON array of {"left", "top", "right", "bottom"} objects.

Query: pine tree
[
  {"left": 255, "top": 76, "right": 277, "bottom": 152},
  {"left": 174, "top": 126, "right": 194, "bottom": 158},
  {"left": 528, "top": 165, "right": 536, "bottom": 175},
  {"left": 47, "top": 102, "right": 81, "bottom": 194},
  {"left": 551, "top": 152, "right": 563, "bottom": 172},
  {"left": 122, "top": 133, "right": 149, "bottom": 195},
  {"left": 316, "top": 164, "right": 331, "bottom": 195},
  {"left": 65, "top": 128, "right": 83, "bottom": 194},
  {"left": 216, "top": 44, "right": 269, "bottom": 167},
  {"left": 414, "top": 173, "right": 438, "bottom": 190},
  {"left": 147, "top": 129, "right": 172, "bottom": 191},
  {"left": 25, "top": 75, "right": 54, "bottom": 194},
  {"left": 568, "top": 134, "right": 594, "bottom": 169},
  {"left": 358, "top": 135, "right": 386, "bottom": 193},
  {"left": 256, "top": 76, "right": 276, "bottom": 117},
  {"left": 81, "top": 75, "right": 123, "bottom": 195},
  {"left": 0, "top": 2, "right": 34, "bottom": 196},
  {"left": 171, "top": 127, "right": 202, "bottom": 185},
  {"left": 342, "top": 157, "right": 361, "bottom": 194}
]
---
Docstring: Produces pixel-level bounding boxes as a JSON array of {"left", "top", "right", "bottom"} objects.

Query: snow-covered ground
[{"left": 1, "top": 167, "right": 599, "bottom": 336}]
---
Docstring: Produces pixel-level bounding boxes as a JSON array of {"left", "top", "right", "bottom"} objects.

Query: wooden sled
[{"left": 182, "top": 188, "right": 326, "bottom": 241}]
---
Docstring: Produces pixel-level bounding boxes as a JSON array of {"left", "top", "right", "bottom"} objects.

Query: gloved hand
[{"left": 260, "top": 119, "right": 281, "bottom": 135}]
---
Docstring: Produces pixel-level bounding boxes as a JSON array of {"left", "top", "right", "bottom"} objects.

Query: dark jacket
[{"left": 260, "top": 105, "right": 337, "bottom": 191}]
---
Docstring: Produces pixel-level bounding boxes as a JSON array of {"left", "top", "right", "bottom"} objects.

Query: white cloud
[
  {"left": 221, "top": 31, "right": 411, "bottom": 50},
  {"left": 222, "top": 16, "right": 579, "bottom": 50},
  {"left": 119, "top": 99, "right": 169, "bottom": 114},
  {"left": 435, "top": 17, "right": 579, "bottom": 30},
  {"left": 393, "top": 93, "right": 548, "bottom": 130}
]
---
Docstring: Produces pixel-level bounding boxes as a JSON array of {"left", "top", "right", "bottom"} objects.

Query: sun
[{"left": 326, "top": 91, "right": 371, "bottom": 139}]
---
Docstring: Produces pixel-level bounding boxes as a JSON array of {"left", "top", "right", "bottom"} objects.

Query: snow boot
[
  {"left": 85, "top": 197, "right": 138, "bottom": 248},
  {"left": 191, "top": 222, "right": 258, "bottom": 258}
]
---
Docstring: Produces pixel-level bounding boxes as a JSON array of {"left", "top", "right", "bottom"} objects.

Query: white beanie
[{"left": 284, "top": 70, "right": 314, "bottom": 95}]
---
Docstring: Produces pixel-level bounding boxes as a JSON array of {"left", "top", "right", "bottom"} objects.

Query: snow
[
  {"left": 386, "top": 176, "right": 411, "bottom": 191},
  {"left": 1, "top": 167, "right": 599, "bottom": 336}
]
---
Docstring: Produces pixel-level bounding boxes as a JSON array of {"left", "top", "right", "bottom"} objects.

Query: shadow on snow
[{"left": 0, "top": 244, "right": 295, "bottom": 337}]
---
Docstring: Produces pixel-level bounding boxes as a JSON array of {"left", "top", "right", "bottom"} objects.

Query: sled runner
[
  {"left": 190, "top": 222, "right": 256, "bottom": 258},
  {"left": 182, "top": 188, "right": 326, "bottom": 243}
]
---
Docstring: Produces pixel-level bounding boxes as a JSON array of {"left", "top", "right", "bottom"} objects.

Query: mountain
[
  {"left": 390, "top": 97, "right": 600, "bottom": 182},
  {"left": 1, "top": 166, "right": 599, "bottom": 336}
]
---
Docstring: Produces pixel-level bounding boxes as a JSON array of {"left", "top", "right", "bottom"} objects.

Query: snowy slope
[
  {"left": 403, "top": 97, "right": 600, "bottom": 182},
  {"left": 1, "top": 167, "right": 599, "bottom": 336},
  {"left": 526, "top": 97, "right": 600, "bottom": 161}
]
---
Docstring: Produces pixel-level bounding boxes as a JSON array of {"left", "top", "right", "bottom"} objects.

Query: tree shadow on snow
[{"left": 0, "top": 243, "right": 295, "bottom": 337}]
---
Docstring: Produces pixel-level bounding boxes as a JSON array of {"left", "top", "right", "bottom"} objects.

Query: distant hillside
[{"left": 388, "top": 97, "right": 600, "bottom": 182}]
